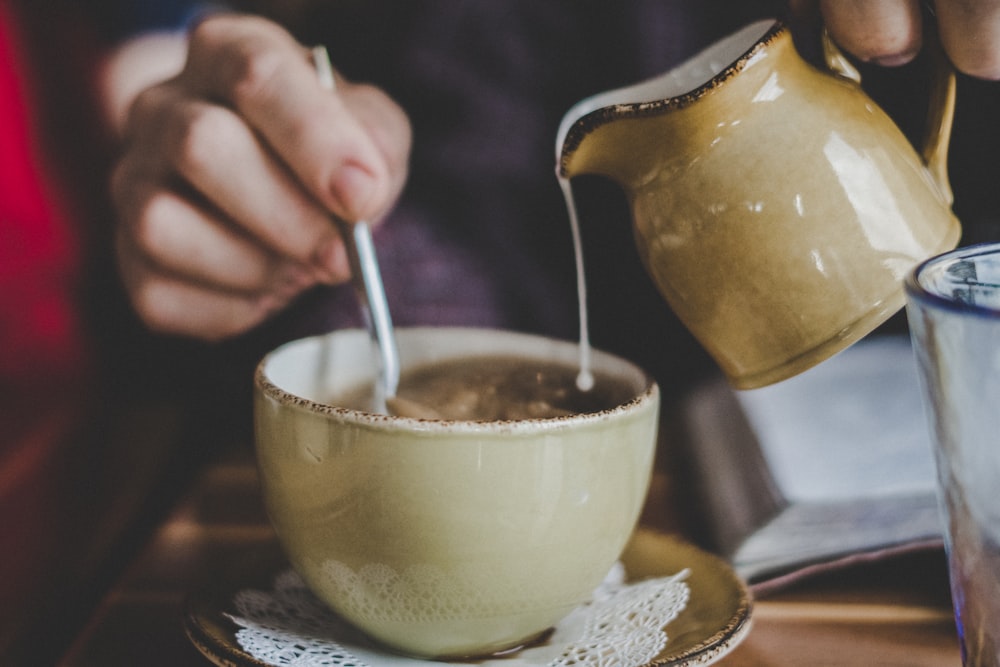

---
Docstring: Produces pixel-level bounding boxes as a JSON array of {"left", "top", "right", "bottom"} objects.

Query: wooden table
[{"left": 55, "top": 434, "right": 962, "bottom": 667}]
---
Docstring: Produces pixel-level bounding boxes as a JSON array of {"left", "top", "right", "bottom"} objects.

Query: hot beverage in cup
[
  {"left": 254, "top": 327, "right": 659, "bottom": 659},
  {"left": 335, "top": 355, "right": 637, "bottom": 420}
]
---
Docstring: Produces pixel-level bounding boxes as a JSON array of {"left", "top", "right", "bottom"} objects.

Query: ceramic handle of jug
[
  {"left": 820, "top": 28, "right": 862, "bottom": 84},
  {"left": 821, "top": 27, "right": 956, "bottom": 207},
  {"left": 920, "top": 28, "right": 956, "bottom": 207}
]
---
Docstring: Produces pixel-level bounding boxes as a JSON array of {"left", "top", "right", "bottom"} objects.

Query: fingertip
[{"left": 819, "top": 0, "right": 923, "bottom": 67}]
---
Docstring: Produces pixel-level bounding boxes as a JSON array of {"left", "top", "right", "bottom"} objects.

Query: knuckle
[
  {"left": 187, "top": 12, "right": 232, "bottom": 46},
  {"left": 115, "top": 229, "right": 181, "bottom": 337},
  {"left": 226, "top": 47, "right": 286, "bottom": 106},
  {"left": 171, "top": 105, "right": 242, "bottom": 177},
  {"left": 124, "top": 85, "right": 162, "bottom": 133},
  {"left": 128, "top": 192, "right": 177, "bottom": 258},
  {"left": 110, "top": 161, "right": 166, "bottom": 254},
  {"left": 134, "top": 292, "right": 173, "bottom": 334},
  {"left": 364, "top": 84, "right": 413, "bottom": 150},
  {"left": 188, "top": 13, "right": 300, "bottom": 107},
  {"left": 126, "top": 279, "right": 231, "bottom": 342},
  {"left": 187, "top": 13, "right": 260, "bottom": 57},
  {"left": 120, "top": 270, "right": 176, "bottom": 335}
]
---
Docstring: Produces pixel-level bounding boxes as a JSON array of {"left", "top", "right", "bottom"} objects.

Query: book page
[
  {"left": 734, "top": 335, "right": 937, "bottom": 503},
  {"left": 733, "top": 493, "right": 941, "bottom": 582}
]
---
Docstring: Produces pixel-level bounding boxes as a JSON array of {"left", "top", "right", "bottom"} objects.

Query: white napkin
[{"left": 226, "top": 563, "right": 690, "bottom": 667}]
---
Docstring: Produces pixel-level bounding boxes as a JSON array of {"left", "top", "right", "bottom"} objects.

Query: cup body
[
  {"left": 906, "top": 243, "right": 1000, "bottom": 666},
  {"left": 561, "top": 20, "right": 960, "bottom": 389},
  {"left": 253, "top": 327, "right": 659, "bottom": 659}
]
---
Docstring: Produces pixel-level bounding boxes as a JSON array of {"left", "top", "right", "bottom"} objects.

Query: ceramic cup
[
  {"left": 253, "top": 327, "right": 659, "bottom": 659},
  {"left": 907, "top": 243, "right": 1000, "bottom": 666},
  {"left": 558, "top": 19, "right": 960, "bottom": 389}
]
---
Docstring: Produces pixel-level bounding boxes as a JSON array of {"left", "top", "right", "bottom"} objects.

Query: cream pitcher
[{"left": 557, "top": 19, "right": 960, "bottom": 389}]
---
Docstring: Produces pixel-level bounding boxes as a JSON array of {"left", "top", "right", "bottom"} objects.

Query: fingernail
[
  {"left": 869, "top": 51, "right": 918, "bottom": 67},
  {"left": 332, "top": 162, "right": 377, "bottom": 220}
]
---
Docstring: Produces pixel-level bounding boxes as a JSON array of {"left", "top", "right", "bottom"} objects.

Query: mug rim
[
  {"left": 254, "top": 326, "right": 660, "bottom": 435},
  {"left": 905, "top": 242, "right": 1000, "bottom": 319}
]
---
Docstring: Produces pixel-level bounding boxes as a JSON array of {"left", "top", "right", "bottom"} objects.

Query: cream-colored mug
[
  {"left": 558, "top": 19, "right": 960, "bottom": 389},
  {"left": 254, "top": 327, "right": 659, "bottom": 659}
]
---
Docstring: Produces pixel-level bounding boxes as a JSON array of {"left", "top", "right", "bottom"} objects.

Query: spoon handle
[
  {"left": 343, "top": 219, "right": 401, "bottom": 405},
  {"left": 313, "top": 46, "right": 400, "bottom": 412}
]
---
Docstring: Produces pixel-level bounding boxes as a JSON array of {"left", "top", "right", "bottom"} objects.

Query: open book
[{"left": 679, "top": 334, "right": 943, "bottom": 586}]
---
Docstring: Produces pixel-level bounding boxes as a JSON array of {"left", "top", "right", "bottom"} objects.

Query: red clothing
[
  {"left": 0, "top": 0, "right": 91, "bottom": 644},
  {"left": 0, "top": 0, "right": 84, "bottom": 388}
]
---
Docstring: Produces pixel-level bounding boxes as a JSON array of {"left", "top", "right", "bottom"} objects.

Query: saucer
[{"left": 183, "top": 528, "right": 752, "bottom": 667}]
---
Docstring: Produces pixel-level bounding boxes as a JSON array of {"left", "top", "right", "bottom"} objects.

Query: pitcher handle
[{"left": 821, "top": 26, "right": 956, "bottom": 206}]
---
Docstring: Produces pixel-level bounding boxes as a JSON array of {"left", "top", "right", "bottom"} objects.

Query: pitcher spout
[{"left": 556, "top": 19, "right": 781, "bottom": 182}]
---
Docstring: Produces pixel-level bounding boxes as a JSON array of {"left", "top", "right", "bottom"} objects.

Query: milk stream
[{"left": 558, "top": 174, "right": 594, "bottom": 392}]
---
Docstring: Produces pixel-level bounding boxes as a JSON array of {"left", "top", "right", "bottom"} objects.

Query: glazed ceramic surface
[
  {"left": 558, "top": 19, "right": 960, "bottom": 389},
  {"left": 253, "top": 328, "right": 659, "bottom": 659}
]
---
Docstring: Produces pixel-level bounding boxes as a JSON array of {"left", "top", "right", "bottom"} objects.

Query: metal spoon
[{"left": 313, "top": 46, "right": 400, "bottom": 413}]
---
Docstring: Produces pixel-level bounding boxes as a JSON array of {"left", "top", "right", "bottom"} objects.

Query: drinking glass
[{"left": 906, "top": 242, "right": 1000, "bottom": 666}]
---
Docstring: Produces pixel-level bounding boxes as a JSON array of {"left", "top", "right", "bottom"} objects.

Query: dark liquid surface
[{"left": 335, "top": 355, "right": 638, "bottom": 420}]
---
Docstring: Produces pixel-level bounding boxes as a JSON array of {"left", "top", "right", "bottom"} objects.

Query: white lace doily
[{"left": 225, "top": 563, "right": 690, "bottom": 667}]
